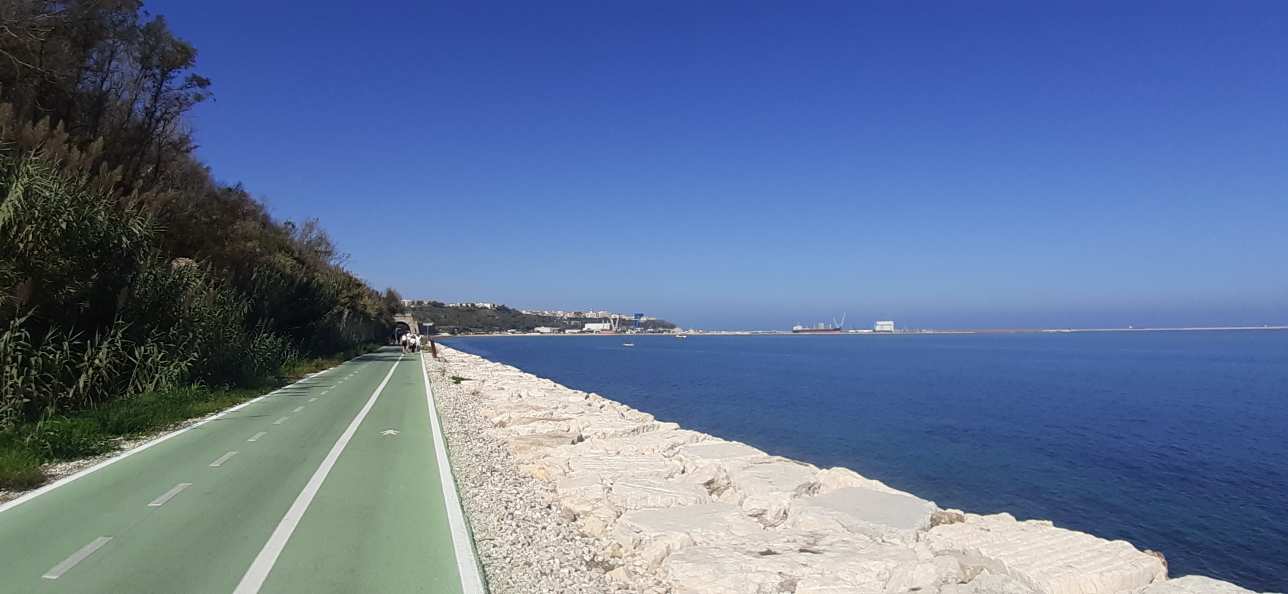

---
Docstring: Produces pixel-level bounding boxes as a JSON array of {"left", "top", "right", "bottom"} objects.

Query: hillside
[{"left": 408, "top": 303, "right": 677, "bottom": 334}]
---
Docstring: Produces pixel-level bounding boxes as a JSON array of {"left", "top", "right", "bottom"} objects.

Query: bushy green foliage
[
  {"left": 0, "top": 2, "right": 399, "bottom": 481},
  {"left": 0, "top": 150, "right": 389, "bottom": 430}
]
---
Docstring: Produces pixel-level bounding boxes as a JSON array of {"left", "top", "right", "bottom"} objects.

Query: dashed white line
[
  {"left": 292, "top": 406, "right": 305, "bottom": 413},
  {"left": 209, "top": 451, "right": 238, "bottom": 467},
  {"left": 42, "top": 537, "right": 112, "bottom": 580},
  {"left": 247, "top": 432, "right": 267, "bottom": 442},
  {"left": 308, "top": 398, "right": 317, "bottom": 402},
  {"left": 273, "top": 417, "right": 288, "bottom": 425},
  {"left": 148, "top": 483, "right": 192, "bottom": 507},
  {"left": 0, "top": 364, "right": 342, "bottom": 515},
  {"left": 233, "top": 357, "right": 402, "bottom": 594}
]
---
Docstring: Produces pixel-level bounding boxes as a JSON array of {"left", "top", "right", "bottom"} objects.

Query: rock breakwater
[{"left": 428, "top": 345, "right": 1268, "bottom": 594}]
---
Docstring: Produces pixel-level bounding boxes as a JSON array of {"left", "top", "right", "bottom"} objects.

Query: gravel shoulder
[{"left": 426, "top": 354, "right": 658, "bottom": 593}]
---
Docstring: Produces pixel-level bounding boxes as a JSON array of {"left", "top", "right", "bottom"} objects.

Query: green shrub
[
  {"left": 0, "top": 443, "right": 43, "bottom": 490},
  {"left": 29, "top": 417, "right": 109, "bottom": 460}
]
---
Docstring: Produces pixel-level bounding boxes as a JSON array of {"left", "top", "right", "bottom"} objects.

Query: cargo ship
[{"left": 792, "top": 314, "right": 846, "bottom": 334}]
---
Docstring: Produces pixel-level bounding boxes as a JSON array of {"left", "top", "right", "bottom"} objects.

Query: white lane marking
[
  {"left": 42, "top": 536, "right": 112, "bottom": 580},
  {"left": 308, "top": 398, "right": 317, "bottom": 403},
  {"left": 320, "top": 390, "right": 329, "bottom": 395},
  {"left": 420, "top": 351, "right": 486, "bottom": 593},
  {"left": 379, "top": 429, "right": 400, "bottom": 436},
  {"left": 148, "top": 483, "right": 192, "bottom": 507},
  {"left": 209, "top": 451, "right": 238, "bottom": 467},
  {"left": 292, "top": 406, "right": 305, "bottom": 413},
  {"left": 233, "top": 357, "right": 403, "bottom": 594},
  {"left": 273, "top": 417, "right": 288, "bottom": 425},
  {"left": 247, "top": 432, "right": 267, "bottom": 442},
  {"left": 0, "top": 363, "right": 343, "bottom": 515}
]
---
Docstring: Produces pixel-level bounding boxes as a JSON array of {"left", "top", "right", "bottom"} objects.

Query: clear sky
[{"left": 149, "top": 1, "right": 1287, "bottom": 329}]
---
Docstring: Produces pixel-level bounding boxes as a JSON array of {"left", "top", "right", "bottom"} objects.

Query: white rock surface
[
  {"left": 1136, "top": 576, "right": 1260, "bottom": 594},
  {"left": 613, "top": 502, "right": 765, "bottom": 568},
  {"left": 926, "top": 513, "right": 1167, "bottom": 594},
  {"left": 785, "top": 485, "right": 937, "bottom": 544},
  {"left": 428, "top": 345, "right": 1270, "bottom": 594},
  {"left": 723, "top": 457, "right": 820, "bottom": 526}
]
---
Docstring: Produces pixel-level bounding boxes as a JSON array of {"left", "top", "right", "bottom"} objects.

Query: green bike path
[{"left": 0, "top": 348, "right": 482, "bottom": 594}]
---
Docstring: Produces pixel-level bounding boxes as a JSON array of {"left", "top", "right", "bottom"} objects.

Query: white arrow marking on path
[
  {"left": 233, "top": 359, "right": 401, "bottom": 594},
  {"left": 380, "top": 429, "right": 400, "bottom": 436}
]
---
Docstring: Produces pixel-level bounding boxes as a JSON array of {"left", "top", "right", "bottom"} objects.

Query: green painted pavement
[{"left": 0, "top": 348, "right": 479, "bottom": 594}]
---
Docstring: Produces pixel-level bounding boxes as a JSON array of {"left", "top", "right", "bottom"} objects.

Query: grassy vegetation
[
  {"left": 449, "top": 375, "right": 470, "bottom": 384},
  {"left": 0, "top": 346, "right": 376, "bottom": 491}
]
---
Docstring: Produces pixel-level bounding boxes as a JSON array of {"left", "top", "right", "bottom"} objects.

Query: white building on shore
[
  {"left": 874, "top": 320, "right": 896, "bottom": 333},
  {"left": 449, "top": 302, "right": 498, "bottom": 309}
]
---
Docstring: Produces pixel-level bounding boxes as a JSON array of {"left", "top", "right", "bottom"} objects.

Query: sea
[{"left": 442, "top": 331, "right": 1288, "bottom": 592}]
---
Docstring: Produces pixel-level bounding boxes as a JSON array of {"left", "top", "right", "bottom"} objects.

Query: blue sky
[{"left": 149, "top": 1, "right": 1287, "bottom": 329}]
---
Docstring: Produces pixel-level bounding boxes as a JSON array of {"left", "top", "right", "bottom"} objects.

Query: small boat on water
[
  {"left": 675, "top": 334, "right": 688, "bottom": 339},
  {"left": 623, "top": 342, "right": 635, "bottom": 347}
]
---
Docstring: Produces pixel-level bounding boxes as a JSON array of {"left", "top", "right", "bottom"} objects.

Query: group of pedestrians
[
  {"left": 399, "top": 332, "right": 421, "bottom": 353},
  {"left": 399, "top": 331, "right": 439, "bottom": 357}
]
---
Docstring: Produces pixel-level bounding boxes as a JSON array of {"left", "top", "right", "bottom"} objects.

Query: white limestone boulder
[
  {"left": 676, "top": 441, "right": 769, "bottom": 472},
  {"left": 812, "top": 467, "right": 908, "bottom": 496},
  {"left": 578, "top": 414, "right": 665, "bottom": 440},
  {"left": 521, "top": 430, "right": 701, "bottom": 482},
  {"left": 675, "top": 441, "right": 770, "bottom": 495},
  {"left": 552, "top": 474, "right": 619, "bottom": 537},
  {"left": 505, "top": 431, "right": 581, "bottom": 458},
  {"left": 661, "top": 533, "right": 940, "bottom": 594},
  {"left": 925, "top": 513, "right": 1167, "bottom": 594},
  {"left": 607, "top": 476, "right": 711, "bottom": 511},
  {"left": 588, "top": 427, "right": 709, "bottom": 456},
  {"left": 785, "top": 486, "right": 937, "bottom": 544},
  {"left": 489, "top": 417, "right": 584, "bottom": 439},
  {"left": 1135, "top": 576, "right": 1259, "bottom": 594},
  {"left": 554, "top": 473, "right": 608, "bottom": 518},
  {"left": 938, "top": 571, "right": 1041, "bottom": 594},
  {"left": 569, "top": 453, "right": 683, "bottom": 481},
  {"left": 613, "top": 502, "right": 765, "bottom": 568},
  {"left": 723, "top": 457, "right": 820, "bottom": 526}
]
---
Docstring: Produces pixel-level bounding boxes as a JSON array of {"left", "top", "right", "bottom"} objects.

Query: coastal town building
[
  {"left": 448, "top": 302, "right": 498, "bottom": 309},
  {"left": 875, "top": 320, "right": 896, "bottom": 332}
]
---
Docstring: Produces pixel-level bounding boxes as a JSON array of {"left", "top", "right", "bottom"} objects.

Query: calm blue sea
[{"left": 443, "top": 332, "right": 1288, "bottom": 592}]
